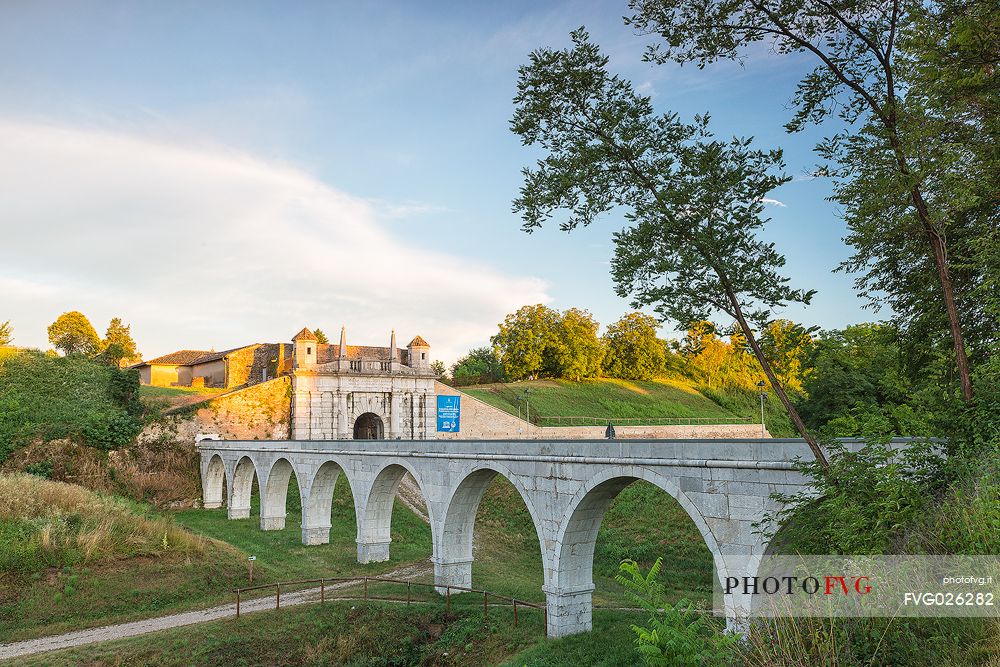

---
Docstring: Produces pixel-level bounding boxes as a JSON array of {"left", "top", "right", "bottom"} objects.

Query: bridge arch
[
  {"left": 436, "top": 465, "right": 547, "bottom": 592},
  {"left": 358, "top": 459, "right": 430, "bottom": 563},
  {"left": 202, "top": 454, "right": 226, "bottom": 509},
  {"left": 547, "top": 465, "right": 724, "bottom": 637},
  {"left": 228, "top": 455, "right": 258, "bottom": 520},
  {"left": 259, "top": 457, "right": 306, "bottom": 531},
  {"left": 301, "top": 459, "right": 347, "bottom": 545}
]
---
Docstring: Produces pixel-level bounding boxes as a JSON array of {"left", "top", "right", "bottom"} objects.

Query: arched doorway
[{"left": 353, "top": 412, "right": 384, "bottom": 439}]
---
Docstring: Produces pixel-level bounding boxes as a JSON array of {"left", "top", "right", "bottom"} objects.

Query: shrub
[
  {"left": 768, "top": 439, "right": 945, "bottom": 555},
  {"left": 616, "top": 558, "right": 737, "bottom": 666}
]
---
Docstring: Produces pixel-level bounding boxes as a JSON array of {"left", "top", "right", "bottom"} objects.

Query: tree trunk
[
  {"left": 717, "top": 275, "right": 830, "bottom": 469},
  {"left": 910, "top": 184, "right": 975, "bottom": 403},
  {"left": 885, "top": 129, "right": 974, "bottom": 403}
]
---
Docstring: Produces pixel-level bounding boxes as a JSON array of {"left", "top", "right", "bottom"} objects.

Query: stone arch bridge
[{"left": 198, "top": 438, "right": 900, "bottom": 637}]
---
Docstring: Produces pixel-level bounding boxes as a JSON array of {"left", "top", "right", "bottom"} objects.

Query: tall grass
[{"left": 0, "top": 473, "right": 203, "bottom": 573}]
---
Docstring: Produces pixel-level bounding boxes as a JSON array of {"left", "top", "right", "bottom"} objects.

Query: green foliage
[
  {"left": 312, "top": 328, "right": 329, "bottom": 344},
  {"left": 616, "top": 558, "right": 736, "bottom": 666},
  {"left": 451, "top": 346, "right": 507, "bottom": 386},
  {"left": 99, "top": 317, "right": 138, "bottom": 367},
  {"left": 24, "top": 459, "right": 54, "bottom": 479},
  {"left": 796, "top": 324, "right": 939, "bottom": 436},
  {"left": 47, "top": 311, "right": 101, "bottom": 356},
  {"left": 492, "top": 304, "right": 562, "bottom": 381},
  {"left": 770, "top": 440, "right": 945, "bottom": 555},
  {"left": 555, "top": 308, "right": 603, "bottom": 381},
  {"left": 602, "top": 312, "right": 666, "bottom": 381},
  {"left": 0, "top": 320, "right": 12, "bottom": 346},
  {"left": 492, "top": 305, "right": 604, "bottom": 382},
  {"left": 0, "top": 350, "right": 143, "bottom": 460},
  {"left": 430, "top": 359, "right": 447, "bottom": 379}
]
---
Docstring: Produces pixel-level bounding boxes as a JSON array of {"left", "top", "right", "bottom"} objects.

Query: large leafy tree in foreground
[
  {"left": 511, "top": 29, "right": 827, "bottom": 466},
  {"left": 625, "top": 0, "right": 992, "bottom": 403}
]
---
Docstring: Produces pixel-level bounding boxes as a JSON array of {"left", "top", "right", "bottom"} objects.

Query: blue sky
[{"left": 0, "top": 1, "right": 878, "bottom": 363}]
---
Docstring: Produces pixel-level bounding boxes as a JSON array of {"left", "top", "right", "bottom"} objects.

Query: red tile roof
[
  {"left": 407, "top": 336, "right": 430, "bottom": 348},
  {"left": 137, "top": 350, "right": 212, "bottom": 366},
  {"left": 292, "top": 327, "right": 318, "bottom": 341}
]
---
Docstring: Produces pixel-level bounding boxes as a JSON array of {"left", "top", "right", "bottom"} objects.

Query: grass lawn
[
  {"left": 171, "top": 475, "right": 433, "bottom": 582},
  {"left": 14, "top": 598, "right": 647, "bottom": 667},
  {"left": 138, "top": 385, "right": 227, "bottom": 398},
  {"left": 462, "top": 377, "right": 743, "bottom": 423}
]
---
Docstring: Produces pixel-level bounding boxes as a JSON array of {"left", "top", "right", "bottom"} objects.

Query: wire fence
[
  {"left": 233, "top": 576, "right": 548, "bottom": 635},
  {"left": 535, "top": 415, "right": 754, "bottom": 427}
]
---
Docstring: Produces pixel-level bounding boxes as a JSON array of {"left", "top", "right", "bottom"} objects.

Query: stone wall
[
  {"left": 225, "top": 344, "right": 260, "bottom": 388},
  {"left": 141, "top": 376, "right": 292, "bottom": 444},
  {"left": 434, "top": 382, "right": 768, "bottom": 440},
  {"left": 434, "top": 382, "right": 538, "bottom": 439}
]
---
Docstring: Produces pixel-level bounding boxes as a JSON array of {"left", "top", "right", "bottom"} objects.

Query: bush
[
  {"left": 768, "top": 439, "right": 945, "bottom": 555},
  {"left": 0, "top": 350, "right": 143, "bottom": 461},
  {"left": 616, "top": 558, "right": 737, "bottom": 666}
]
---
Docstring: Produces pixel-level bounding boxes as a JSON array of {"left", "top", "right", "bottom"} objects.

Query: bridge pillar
[
  {"left": 302, "top": 523, "right": 331, "bottom": 545},
  {"left": 260, "top": 514, "right": 285, "bottom": 531},
  {"left": 543, "top": 584, "right": 595, "bottom": 638},
  {"left": 432, "top": 557, "right": 473, "bottom": 593},
  {"left": 357, "top": 539, "right": 391, "bottom": 563},
  {"left": 228, "top": 505, "right": 250, "bottom": 520}
]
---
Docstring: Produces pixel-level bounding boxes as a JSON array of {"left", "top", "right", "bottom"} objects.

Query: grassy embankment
[
  {"left": 462, "top": 376, "right": 797, "bottom": 435},
  {"left": 0, "top": 473, "right": 432, "bottom": 642}
]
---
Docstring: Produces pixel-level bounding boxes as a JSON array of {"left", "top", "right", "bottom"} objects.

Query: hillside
[{"left": 461, "top": 377, "right": 745, "bottom": 424}]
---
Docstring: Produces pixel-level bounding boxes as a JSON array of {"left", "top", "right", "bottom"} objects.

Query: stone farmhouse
[{"left": 133, "top": 344, "right": 292, "bottom": 389}]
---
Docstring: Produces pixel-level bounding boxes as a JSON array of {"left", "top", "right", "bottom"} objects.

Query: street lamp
[{"left": 756, "top": 380, "right": 767, "bottom": 438}]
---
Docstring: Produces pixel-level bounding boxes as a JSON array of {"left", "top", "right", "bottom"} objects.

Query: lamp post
[
  {"left": 522, "top": 388, "right": 531, "bottom": 423},
  {"left": 756, "top": 380, "right": 767, "bottom": 438}
]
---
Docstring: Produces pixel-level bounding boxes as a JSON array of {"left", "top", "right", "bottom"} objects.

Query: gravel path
[{"left": 0, "top": 562, "right": 432, "bottom": 662}]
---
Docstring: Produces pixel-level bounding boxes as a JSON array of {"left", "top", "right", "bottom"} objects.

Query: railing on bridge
[
  {"left": 233, "top": 576, "right": 548, "bottom": 634},
  {"left": 535, "top": 415, "right": 754, "bottom": 427}
]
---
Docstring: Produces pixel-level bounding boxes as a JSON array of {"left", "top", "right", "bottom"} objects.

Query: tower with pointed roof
[
  {"left": 407, "top": 335, "right": 430, "bottom": 370},
  {"left": 293, "top": 327, "right": 318, "bottom": 369}
]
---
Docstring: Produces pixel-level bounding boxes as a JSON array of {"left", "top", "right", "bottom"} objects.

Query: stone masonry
[{"left": 198, "top": 437, "right": 919, "bottom": 637}]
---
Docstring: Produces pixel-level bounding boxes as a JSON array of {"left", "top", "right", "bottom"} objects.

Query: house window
[
  {"left": 307, "top": 346, "right": 312, "bottom": 354},
  {"left": 421, "top": 352, "right": 426, "bottom": 360}
]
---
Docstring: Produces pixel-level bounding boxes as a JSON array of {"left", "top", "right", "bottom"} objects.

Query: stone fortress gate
[
  {"left": 289, "top": 327, "right": 438, "bottom": 441},
  {"left": 197, "top": 437, "right": 913, "bottom": 637}
]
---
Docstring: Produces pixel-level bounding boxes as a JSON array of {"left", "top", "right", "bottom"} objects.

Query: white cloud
[
  {"left": 759, "top": 197, "right": 787, "bottom": 208},
  {"left": 0, "top": 121, "right": 549, "bottom": 363}
]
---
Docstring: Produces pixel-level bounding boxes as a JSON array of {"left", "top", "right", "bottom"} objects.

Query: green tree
[
  {"left": 491, "top": 304, "right": 562, "bottom": 381},
  {"left": 451, "top": 347, "right": 506, "bottom": 386},
  {"left": 0, "top": 320, "right": 11, "bottom": 346},
  {"left": 430, "top": 359, "right": 447, "bottom": 379},
  {"left": 511, "top": 30, "right": 827, "bottom": 465},
  {"left": 758, "top": 319, "right": 816, "bottom": 394},
  {"left": 313, "top": 328, "right": 329, "bottom": 344},
  {"left": 47, "top": 311, "right": 101, "bottom": 356},
  {"left": 626, "top": 0, "right": 982, "bottom": 402},
  {"left": 603, "top": 312, "right": 666, "bottom": 380},
  {"left": 555, "top": 308, "right": 604, "bottom": 381},
  {"left": 100, "top": 317, "right": 138, "bottom": 367}
]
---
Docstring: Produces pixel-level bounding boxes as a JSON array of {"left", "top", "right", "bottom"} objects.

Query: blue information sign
[{"left": 436, "top": 395, "right": 461, "bottom": 432}]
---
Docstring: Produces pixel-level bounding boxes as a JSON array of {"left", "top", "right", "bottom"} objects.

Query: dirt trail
[{"left": 0, "top": 562, "right": 432, "bottom": 662}]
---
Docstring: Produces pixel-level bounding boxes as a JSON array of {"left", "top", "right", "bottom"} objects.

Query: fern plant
[{"left": 616, "top": 557, "right": 737, "bottom": 666}]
